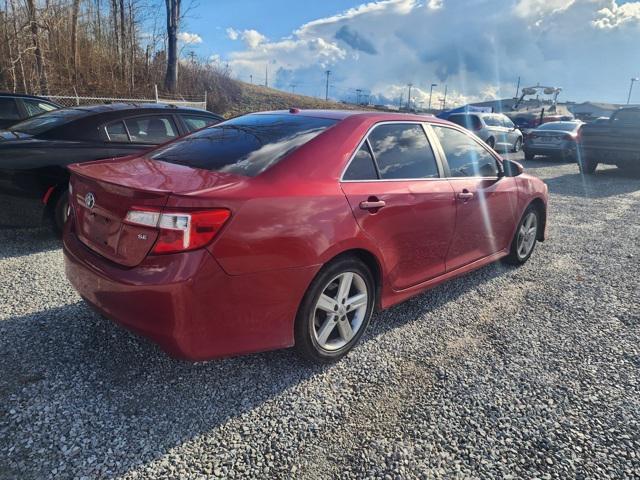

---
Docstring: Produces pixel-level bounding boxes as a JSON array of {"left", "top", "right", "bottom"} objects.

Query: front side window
[
  {"left": 125, "top": 115, "right": 178, "bottom": 143},
  {"left": 181, "top": 114, "right": 220, "bottom": 132},
  {"left": 23, "top": 99, "right": 58, "bottom": 117},
  {"left": 611, "top": 109, "right": 640, "bottom": 126},
  {"left": 0, "top": 98, "right": 21, "bottom": 119},
  {"left": 433, "top": 126, "right": 499, "bottom": 178},
  {"left": 367, "top": 123, "right": 439, "bottom": 179},
  {"left": 150, "top": 113, "right": 337, "bottom": 177},
  {"left": 502, "top": 116, "right": 515, "bottom": 128}
]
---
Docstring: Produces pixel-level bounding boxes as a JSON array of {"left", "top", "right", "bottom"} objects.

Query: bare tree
[
  {"left": 163, "top": 0, "right": 179, "bottom": 92},
  {"left": 25, "top": 0, "right": 48, "bottom": 94},
  {"left": 71, "top": 0, "right": 81, "bottom": 85}
]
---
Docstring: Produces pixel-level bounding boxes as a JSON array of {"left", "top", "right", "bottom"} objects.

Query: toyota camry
[{"left": 63, "top": 109, "right": 548, "bottom": 363}]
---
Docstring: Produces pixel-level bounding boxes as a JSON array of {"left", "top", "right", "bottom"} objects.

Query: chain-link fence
[{"left": 44, "top": 85, "right": 207, "bottom": 110}]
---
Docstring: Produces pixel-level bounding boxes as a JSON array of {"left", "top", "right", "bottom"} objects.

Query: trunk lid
[{"left": 69, "top": 157, "right": 243, "bottom": 267}]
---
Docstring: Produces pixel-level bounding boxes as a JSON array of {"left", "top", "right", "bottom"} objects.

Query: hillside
[{"left": 216, "top": 81, "right": 375, "bottom": 118}]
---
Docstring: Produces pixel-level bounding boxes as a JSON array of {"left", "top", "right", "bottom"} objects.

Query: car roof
[
  {"left": 54, "top": 102, "right": 219, "bottom": 116},
  {"left": 0, "top": 92, "right": 54, "bottom": 101},
  {"left": 248, "top": 109, "right": 450, "bottom": 125}
]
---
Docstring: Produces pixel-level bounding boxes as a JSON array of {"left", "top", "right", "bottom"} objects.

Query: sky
[{"left": 176, "top": 0, "right": 640, "bottom": 107}]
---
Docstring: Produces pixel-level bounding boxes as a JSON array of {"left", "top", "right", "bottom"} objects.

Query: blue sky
[{"left": 176, "top": 0, "right": 640, "bottom": 106}]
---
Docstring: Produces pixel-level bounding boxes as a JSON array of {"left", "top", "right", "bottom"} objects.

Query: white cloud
[
  {"left": 593, "top": 1, "right": 640, "bottom": 29},
  {"left": 223, "top": 0, "right": 640, "bottom": 105},
  {"left": 177, "top": 32, "right": 203, "bottom": 44},
  {"left": 226, "top": 27, "right": 268, "bottom": 49}
]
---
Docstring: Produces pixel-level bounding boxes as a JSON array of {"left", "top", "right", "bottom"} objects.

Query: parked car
[
  {"left": 523, "top": 121, "right": 584, "bottom": 161},
  {"left": 0, "top": 103, "right": 223, "bottom": 232},
  {"left": 63, "top": 109, "right": 548, "bottom": 363},
  {"left": 447, "top": 112, "right": 523, "bottom": 152},
  {"left": 578, "top": 107, "right": 640, "bottom": 174},
  {"left": 0, "top": 92, "right": 61, "bottom": 128}
]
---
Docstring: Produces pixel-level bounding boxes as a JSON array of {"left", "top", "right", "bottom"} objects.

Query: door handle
[
  {"left": 359, "top": 199, "right": 386, "bottom": 210},
  {"left": 457, "top": 191, "right": 474, "bottom": 201}
]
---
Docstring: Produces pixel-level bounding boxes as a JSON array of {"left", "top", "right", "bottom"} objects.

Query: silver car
[{"left": 447, "top": 112, "right": 523, "bottom": 153}]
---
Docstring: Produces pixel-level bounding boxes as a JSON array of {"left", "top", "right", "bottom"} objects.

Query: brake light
[{"left": 125, "top": 208, "right": 230, "bottom": 254}]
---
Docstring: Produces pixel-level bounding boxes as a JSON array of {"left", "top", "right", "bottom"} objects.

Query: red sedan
[{"left": 63, "top": 110, "right": 548, "bottom": 363}]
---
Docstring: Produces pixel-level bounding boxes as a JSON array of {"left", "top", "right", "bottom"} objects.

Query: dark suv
[{"left": 0, "top": 93, "right": 61, "bottom": 128}]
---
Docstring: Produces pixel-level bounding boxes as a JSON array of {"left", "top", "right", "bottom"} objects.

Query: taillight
[{"left": 125, "top": 208, "right": 230, "bottom": 254}]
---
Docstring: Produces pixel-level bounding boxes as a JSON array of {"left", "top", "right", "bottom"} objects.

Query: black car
[
  {"left": 0, "top": 103, "right": 223, "bottom": 232},
  {"left": 523, "top": 121, "right": 584, "bottom": 161},
  {"left": 0, "top": 93, "right": 61, "bottom": 129}
]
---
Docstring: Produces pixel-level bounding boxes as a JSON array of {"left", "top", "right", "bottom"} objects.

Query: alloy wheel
[
  {"left": 312, "top": 272, "right": 368, "bottom": 351},
  {"left": 517, "top": 212, "right": 538, "bottom": 260}
]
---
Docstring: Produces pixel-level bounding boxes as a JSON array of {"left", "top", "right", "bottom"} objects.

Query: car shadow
[
  {"left": 543, "top": 165, "right": 640, "bottom": 198},
  {"left": 0, "top": 261, "right": 510, "bottom": 479},
  {"left": 0, "top": 226, "right": 60, "bottom": 260}
]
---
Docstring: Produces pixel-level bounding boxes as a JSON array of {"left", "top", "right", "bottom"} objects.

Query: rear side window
[
  {"left": 150, "top": 114, "right": 337, "bottom": 177},
  {"left": 449, "top": 114, "right": 481, "bottom": 131},
  {"left": 23, "top": 99, "right": 57, "bottom": 117},
  {"left": 343, "top": 142, "right": 378, "bottom": 180},
  {"left": 104, "top": 121, "right": 129, "bottom": 142},
  {"left": 433, "top": 126, "right": 499, "bottom": 178},
  {"left": 483, "top": 115, "right": 503, "bottom": 127},
  {"left": 125, "top": 115, "right": 178, "bottom": 143},
  {"left": 181, "top": 114, "right": 220, "bottom": 132},
  {"left": 367, "top": 123, "right": 439, "bottom": 179},
  {"left": 0, "top": 98, "right": 21, "bottom": 120}
]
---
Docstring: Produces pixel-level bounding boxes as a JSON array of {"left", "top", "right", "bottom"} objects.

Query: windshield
[
  {"left": 537, "top": 122, "right": 580, "bottom": 132},
  {"left": 9, "top": 108, "right": 88, "bottom": 135},
  {"left": 150, "top": 114, "right": 338, "bottom": 177}
]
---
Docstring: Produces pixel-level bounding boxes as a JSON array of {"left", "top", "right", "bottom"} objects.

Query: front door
[
  {"left": 431, "top": 125, "right": 518, "bottom": 271},
  {"left": 340, "top": 122, "right": 456, "bottom": 290}
]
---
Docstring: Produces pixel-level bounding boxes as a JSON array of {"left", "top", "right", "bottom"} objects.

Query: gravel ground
[{"left": 1, "top": 155, "right": 639, "bottom": 479}]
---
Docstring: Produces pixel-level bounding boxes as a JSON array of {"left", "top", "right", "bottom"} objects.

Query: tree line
[{"left": 0, "top": 0, "right": 239, "bottom": 109}]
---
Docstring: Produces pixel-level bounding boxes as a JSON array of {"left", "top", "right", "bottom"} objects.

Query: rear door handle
[
  {"left": 359, "top": 200, "right": 386, "bottom": 210},
  {"left": 457, "top": 191, "right": 474, "bottom": 201}
]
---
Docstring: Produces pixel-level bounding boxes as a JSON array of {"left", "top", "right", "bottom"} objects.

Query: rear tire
[
  {"left": 578, "top": 156, "right": 598, "bottom": 175},
  {"left": 294, "top": 256, "right": 375, "bottom": 363},
  {"left": 503, "top": 206, "right": 540, "bottom": 266},
  {"left": 51, "top": 189, "right": 69, "bottom": 237}
]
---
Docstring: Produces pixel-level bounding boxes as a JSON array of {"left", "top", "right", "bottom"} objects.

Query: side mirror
[{"left": 502, "top": 159, "right": 524, "bottom": 177}]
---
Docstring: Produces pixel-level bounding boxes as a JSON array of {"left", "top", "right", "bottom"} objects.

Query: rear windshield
[
  {"left": 611, "top": 109, "right": 640, "bottom": 126},
  {"left": 149, "top": 113, "right": 338, "bottom": 177},
  {"left": 448, "top": 114, "right": 481, "bottom": 130},
  {"left": 9, "top": 108, "right": 88, "bottom": 135},
  {"left": 537, "top": 122, "right": 580, "bottom": 132}
]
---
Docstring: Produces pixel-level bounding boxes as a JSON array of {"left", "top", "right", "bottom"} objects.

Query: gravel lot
[{"left": 1, "top": 154, "right": 639, "bottom": 479}]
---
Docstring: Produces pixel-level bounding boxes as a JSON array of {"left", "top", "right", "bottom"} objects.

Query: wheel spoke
[
  {"left": 316, "top": 315, "right": 337, "bottom": 345},
  {"left": 337, "top": 318, "right": 354, "bottom": 341},
  {"left": 346, "top": 293, "right": 367, "bottom": 311},
  {"left": 336, "top": 273, "right": 353, "bottom": 304},
  {"left": 317, "top": 293, "right": 337, "bottom": 313}
]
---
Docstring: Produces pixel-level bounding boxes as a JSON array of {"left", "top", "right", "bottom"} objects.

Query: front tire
[
  {"left": 295, "top": 256, "right": 375, "bottom": 363},
  {"left": 503, "top": 206, "right": 540, "bottom": 266}
]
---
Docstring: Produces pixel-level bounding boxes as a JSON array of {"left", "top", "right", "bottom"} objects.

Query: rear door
[
  {"left": 99, "top": 114, "right": 180, "bottom": 158},
  {"left": 340, "top": 122, "right": 456, "bottom": 290},
  {"left": 430, "top": 124, "right": 518, "bottom": 271}
]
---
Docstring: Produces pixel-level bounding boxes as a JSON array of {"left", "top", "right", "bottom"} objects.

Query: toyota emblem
[{"left": 85, "top": 192, "right": 96, "bottom": 209}]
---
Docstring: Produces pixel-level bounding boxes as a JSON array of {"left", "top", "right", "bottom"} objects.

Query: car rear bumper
[
  {"left": 63, "top": 230, "right": 317, "bottom": 360},
  {"left": 524, "top": 143, "right": 576, "bottom": 156}
]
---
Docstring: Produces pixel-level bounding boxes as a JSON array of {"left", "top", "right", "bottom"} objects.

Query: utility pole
[
  {"left": 442, "top": 84, "right": 448, "bottom": 110},
  {"left": 399, "top": 92, "right": 404, "bottom": 109},
  {"left": 407, "top": 83, "right": 413, "bottom": 110},
  {"left": 265, "top": 64, "right": 268, "bottom": 88},
  {"left": 428, "top": 83, "right": 437, "bottom": 110},
  {"left": 325, "top": 70, "right": 331, "bottom": 101},
  {"left": 356, "top": 88, "right": 362, "bottom": 105},
  {"left": 250, "top": 74, "right": 253, "bottom": 84},
  {"left": 290, "top": 83, "right": 297, "bottom": 94},
  {"left": 515, "top": 76, "right": 521, "bottom": 99},
  {"left": 627, "top": 77, "right": 639, "bottom": 105}
]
